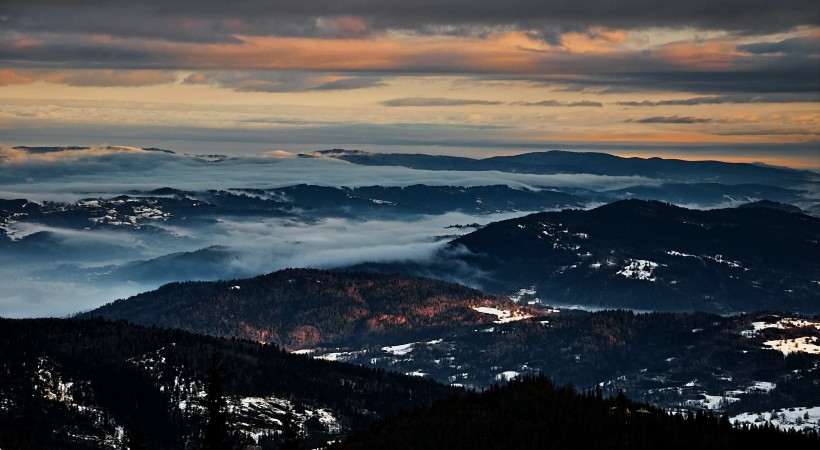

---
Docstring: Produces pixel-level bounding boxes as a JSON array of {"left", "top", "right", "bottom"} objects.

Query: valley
[{"left": 2, "top": 147, "right": 819, "bottom": 448}]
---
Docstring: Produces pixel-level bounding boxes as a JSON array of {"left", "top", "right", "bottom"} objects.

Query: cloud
[
  {"left": 2, "top": 27, "right": 816, "bottom": 97},
  {"left": 383, "top": 97, "right": 503, "bottom": 107},
  {"left": 0, "top": 202, "right": 526, "bottom": 317},
  {"left": 46, "top": 70, "right": 177, "bottom": 87},
  {"left": 738, "top": 36, "right": 820, "bottom": 56},
  {"left": 512, "top": 100, "right": 602, "bottom": 107},
  {"left": 630, "top": 116, "right": 713, "bottom": 124},
  {"left": 0, "top": 69, "right": 176, "bottom": 88},
  {"left": 0, "top": 146, "right": 150, "bottom": 164},
  {"left": 617, "top": 94, "right": 814, "bottom": 107},
  {"left": 182, "top": 70, "right": 386, "bottom": 92},
  {"left": 0, "top": 69, "right": 35, "bottom": 85},
  {"left": 0, "top": 270, "right": 153, "bottom": 318},
  {"left": 2, "top": 0, "right": 815, "bottom": 43},
  {"left": 316, "top": 15, "right": 371, "bottom": 39},
  {"left": 0, "top": 146, "right": 662, "bottom": 194}
]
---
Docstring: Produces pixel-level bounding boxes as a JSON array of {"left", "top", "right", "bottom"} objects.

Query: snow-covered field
[
  {"left": 472, "top": 306, "right": 533, "bottom": 324},
  {"left": 762, "top": 336, "right": 820, "bottom": 355},
  {"left": 732, "top": 406, "right": 820, "bottom": 433},
  {"left": 740, "top": 316, "right": 820, "bottom": 355}
]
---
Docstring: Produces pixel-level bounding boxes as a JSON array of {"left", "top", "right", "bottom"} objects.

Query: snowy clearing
[
  {"left": 472, "top": 306, "right": 533, "bottom": 324},
  {"left": 732, "top": 406, "right": 820, "bottom": 433},
  {"left": 762, "top": 336, "right": 820, "bottom": 355},
  {"left": 617, "top": 259, "right": 659, "bottom": 281}
]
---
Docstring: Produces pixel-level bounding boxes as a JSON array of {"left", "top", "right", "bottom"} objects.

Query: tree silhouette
[
  {"left": 202, "top": 350, "right": 230, "bottom": 450},
  {"left": 279, "top": 403, "right": 302, "bottom": 450},
  {"left": 126, "top": 423, "right": 149, "bottom": 450}
]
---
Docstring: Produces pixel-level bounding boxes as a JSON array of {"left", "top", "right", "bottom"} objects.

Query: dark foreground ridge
[
  {"left": 334, "top": 375, "right": 818, "bottom": 450},
  {"left": 0, "top": 317, "right": 458, "bottom": 449}
]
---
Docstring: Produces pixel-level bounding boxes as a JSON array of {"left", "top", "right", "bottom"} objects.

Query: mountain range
[
  {"left": 355, "top": 199, "right": 820, "bottom": 314},
  {"left": 82, "top": 269, "right": 820, "bottom": 432},
  {"left": 306, "top": 149, "right": 817, "bottom": 188}
]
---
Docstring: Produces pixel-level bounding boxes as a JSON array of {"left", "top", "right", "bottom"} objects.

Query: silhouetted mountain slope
[
  {"left": 739, "top": 199, "right": 803, "bottom": 214},
  {"left": 604, "top": 183, "right": 808, "bottom": 207},
  {"left": 0, "top": 318, "right": 458, "bottom": 449},
  {"left": 447, "top": 200, "right": 820, "bottom": 313},
  {"left": 85, "top": 269, "right": 533, "bottom": 349},
  {"left": 333, "top": 375, "right": 818, "bottom": 450},
  {"left": 309, "top": 150, "right": 815, "bottom": 187}
]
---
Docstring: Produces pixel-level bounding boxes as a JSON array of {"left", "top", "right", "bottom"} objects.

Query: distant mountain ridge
[{"left": 306, "top": 149, "right": 816, "bottom": 187}]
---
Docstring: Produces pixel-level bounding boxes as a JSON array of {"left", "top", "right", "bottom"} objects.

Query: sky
[{"left": 1, "top": 1, "right": 819, "bottom": 168}]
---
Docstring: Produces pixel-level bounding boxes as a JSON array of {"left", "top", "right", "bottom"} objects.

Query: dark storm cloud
[
  {"left": 383, "top": 98, "right": 503, "bottom": 107},
  {"left": 738, "top": 36, "right": 820, "bottom": 56},
  {"left": 630, "top": 116, "right": 713, "bottom": 124},
  {"left": 2, "top": 0, "right": 816, "bottom": 42}
]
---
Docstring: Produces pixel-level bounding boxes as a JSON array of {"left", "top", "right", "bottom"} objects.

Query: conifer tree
[
  {"left": 202, "top": 351, "right": 230, "bottom": 450},
  {"left": 279, "top": 404, "right": 301, "bottom": 450}
]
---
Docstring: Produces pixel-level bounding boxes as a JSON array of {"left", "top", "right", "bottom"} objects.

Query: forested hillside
[
  {"left": 0, "top": 318, "right": 459, "bottom": 449},
  {"left": 334, "top": 375, "right": 818, "bottom": 450},
  {"left": 85, "top": 269, "right": 535, "bottom": 349},
  {"left": 447, "top": 200, "right": 820, "bottom": 313}
]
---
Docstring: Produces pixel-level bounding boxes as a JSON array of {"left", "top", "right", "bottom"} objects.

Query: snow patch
[
  {"left": 509, "top": 287, "right": 536, "bottom": 303},
  {"left": 495, "top": 371, "right": 520, "bottom": 381},
  {"left": 740, "top": 317, "right": 820, "bottom": 337},
  {"left": 472, "top": 306, "right": 533, "bottom": 324},
  {"left": 762, "top": 336, "right": 820, "bottom": 355},
  {"left": 617, "top": 259, "right": 659, "bottom": 281}
]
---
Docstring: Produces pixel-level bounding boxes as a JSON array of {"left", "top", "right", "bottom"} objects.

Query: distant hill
[
  {"left": 333, "top": 375, "right": 818, "bottom": 449},
  {"left": 356, "top": 199, "right": 820, "bottom": 314},
  {"left": 306, "top": 150, "right": 816, "bottom": 187},
  {"left": 85, "top": 269, "right": 535, "bottom": 349},
  {"left": 0, "top": 318, "right": 458, "bottom": 449},
  {"left": 444, "top": 199, "right": 820, "bottom": 313},
  {"left": 739, "top": 199, "right": 803, "bottom": 214}
]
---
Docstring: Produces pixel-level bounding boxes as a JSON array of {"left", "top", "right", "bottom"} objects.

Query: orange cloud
[
  {"left": 543, "top": 128, "right": 813, "bottom": 145},
  {"left": 654, "top": 41, "right": 744, "bottom": 69},
  {"left": 0, "top": 69, "right": 34, "bottom": 86},
  {"left": 0, "top": 69, "right": 176, "bottom": 87},
  {"left": 47, "top": 70, "right": 177, "bottom": 87},
  {"left": 789, "top": 114, "right": 820, "bottom": 125},
  {"left": 560, "top": 27, "right": 629, "bottom": 54},
  {"left": 171, "top": 32, "right": 552, "bottom": 73},
  {"left": 13, "top": 39, "right": 42, "bottom": 48}
]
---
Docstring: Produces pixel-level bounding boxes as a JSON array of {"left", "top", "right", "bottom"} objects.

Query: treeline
[
  {"left": 0, "top": 317, "right": 459, "bottom": 449},
  {"left": 334, "top": 375, "right": 819, "bottom": 450}
]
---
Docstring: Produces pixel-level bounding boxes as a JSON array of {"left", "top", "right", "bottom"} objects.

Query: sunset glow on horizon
[{"left": 1, "top": 0, "right": 818, "bottom": 168}]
